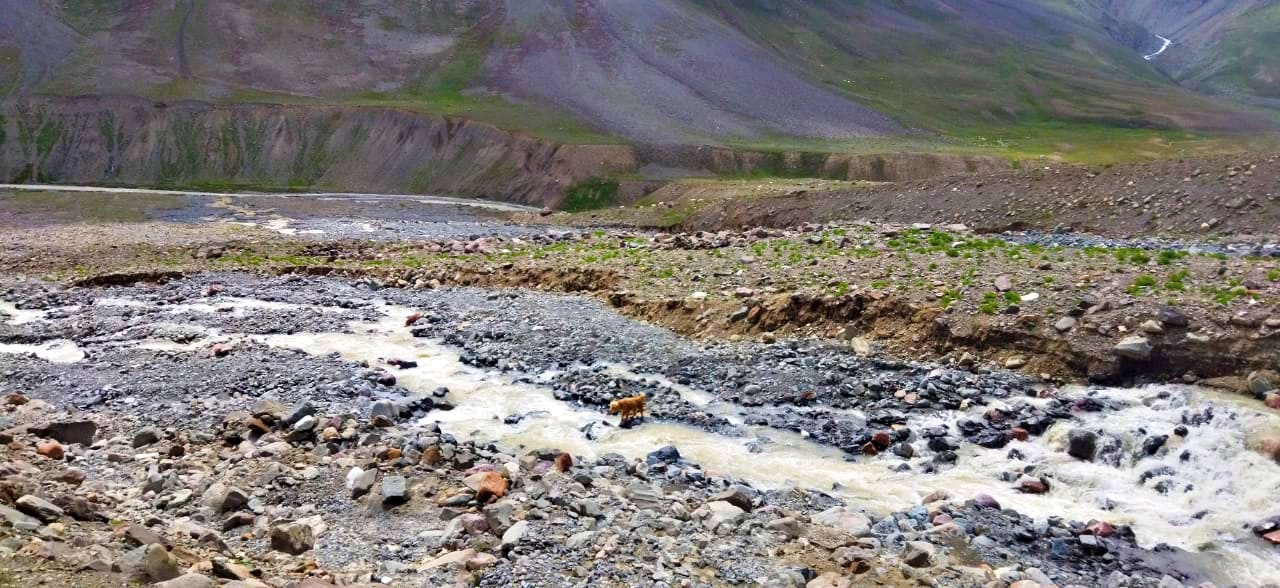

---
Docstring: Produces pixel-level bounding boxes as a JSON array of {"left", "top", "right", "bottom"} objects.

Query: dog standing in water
[{"left": 608, "top": 395, "right": 646, "bottom": 424}]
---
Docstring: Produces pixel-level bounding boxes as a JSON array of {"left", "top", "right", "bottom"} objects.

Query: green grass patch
[{"left": 561, "top": 179, "right": 621, "bottom": 212}]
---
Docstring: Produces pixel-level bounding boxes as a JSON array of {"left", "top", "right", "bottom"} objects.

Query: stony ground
[
  {"left": 0, "top": 274, "right": 1256, "bottom": 588},
  {"left": 0, "top": 176, "right": 1277, "bottom": 587}
]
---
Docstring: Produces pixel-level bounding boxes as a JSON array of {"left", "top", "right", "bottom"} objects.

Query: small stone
[
  {"left": 151, "top": 573, "right": 215, "bottom": 588},
  {"left": 457, "top": 513, "right": 489, "bottom": 535},
  {"left": 346, "top": 467, "right": 377, "bottom": 499},
  {"left": 501, "top": 520, "right": 529, "bottom": 546},
  {"left": 1113, "top": 336, "right": 1153, "bottom": 361},
  {"left": 420, "top": 548, "right": 476, "bottom": 570},
  {"left": 124, "top": 523, "right": 165, "bottom": 547},
  {"left": 703, "top": 501, "right": 745, "bottom": 530},
  {"left": 269, "top": 522, "right": 314, "bottom": 555},
  {"left": 29, "top": 421, "right": 97, "bottom": 446},
  {"left": 381, "top": 475, "right": 409, "bottom": 507},
  {"left": 995, "top": 275, "right": 1013, "bottom": 292},
  {"left": 971, "top": 494, "right": 1001, "bottom": 510},
  {"left": 132, "top": 427, "right": 162, "bottom": 448},
  {"left": 144, "top": 543, "right": 181, "bottom": 582},
  {"left": 370, "top": 400, "right": 397, "bottom": 426},
  {"left": 901, "top": 541, "right": 935, "bottom": 567},
  {"left": 766, "top": 517, "right": 802, "bottom": 539},
  {"left": 1053, "top": 316, "right": 1077, "bottom": 332},
  {"left": 210, "top": 343, "right": 234, "bottom": 358},
  {"left": 201, "top": 483, "right": 249, "bottom": 513},
  {"left": 1004, "top": 356, "right": 1027, "bottom": 369},
  {"left": 1139, "top": 320, "right": 1164, "bottom": 334},
  {"left": 466, "top": 553, "right": 499, "bottom": 571},
  {"left": 1158, "top": 307, "right": 1188, "bottom": 327},
  {"left": 1067, "top": 429, "right": 1098, "bottom": 461},
  {"left": 36, "top": 441, "right": 64, "bottom": 460},
  {"left": 15, "top": 495, "right": 62, "bottom": 523},
  {"left": 709, "top": 485, "right": 756, "bottom": 512}
]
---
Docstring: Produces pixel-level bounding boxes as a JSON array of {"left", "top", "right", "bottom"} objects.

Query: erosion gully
[{"left": 0, "top": 280, "right": 1277, "bottom": 585}]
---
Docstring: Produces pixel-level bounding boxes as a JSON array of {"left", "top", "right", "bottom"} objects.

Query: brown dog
[{"left": 608, "top": 395, "right": 646, "bottom": 423}]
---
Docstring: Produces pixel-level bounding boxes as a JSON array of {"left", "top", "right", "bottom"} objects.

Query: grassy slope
[
  {"left": 15, "top": 0, "right": 1278, "bottom": 163},
  {"left": 1179, "top": 4, "right": 1280, "bottom": 102},
  {"left": 691, "top": 0, "right": 1276, "bottom": 161}
]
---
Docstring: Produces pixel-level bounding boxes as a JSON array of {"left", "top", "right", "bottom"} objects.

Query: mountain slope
[
  {"left": 1085, "top": 0, "right": 1280, "bottom": 106},
  {"left": 0, "top": 0, "right": 1275, "bottom": 147}
]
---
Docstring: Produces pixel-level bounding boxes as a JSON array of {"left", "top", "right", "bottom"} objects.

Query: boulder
[
  {"left": 1067, "top": 429, "right": 1098, "bottom": 461},
  {"left": 381, "top": 475, "right": 409, "bottom": 507},
  {"left": 708, "top": 485, "right": 756, "bottom": 512},
  {"left": 132, "top": 427, "right": 162, "bottom": 448},
  {"left": 901, "top": 541, "right": 936, "bottom": 567},
  {"left": 144, "top": 543, "right": 181, "bottom": 582},
  {"left": 1113, "top": 336, "right": 1152, "bottom": 361},
  {"left": 420, "top": 548, "right": 476, "bottom": 571},
  {"left": 703, "top": 501, "right": 745, "bottom": 530},
  {"left": 16, "top": 495, "right": 63, "bottom": 523},
  {"left": 813, "top": 507, "right": 872, "bottom": 537},
  {"left": 29, "top": 421, "right": 97, "bottom": 446},
  {"left": 270, "top": 522, "right": 315, "bottom": 555},
  {"left": 151, "top": 574, "right": 215, "bottom": 588}
]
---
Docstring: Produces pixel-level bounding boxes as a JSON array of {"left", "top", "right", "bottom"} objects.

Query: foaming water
[
  {"left": 0, "top": 340, "right": 85, "bottom": 363},
  {"left": 6, "top": 293, "right": 1278, "bottom": 583},
  {"left": 0, "top": 300, "right": 50, "bottom": 325}
]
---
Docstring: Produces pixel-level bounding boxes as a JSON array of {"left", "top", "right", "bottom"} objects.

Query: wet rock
[
  {"left": 29, "top": 421, "right": 96, "bottom": 446},
  {"left": 1067, "top": 429, "right": 1098, "bottom": 461},
  {"left": 370, "top": 400, "right": 397, "bottom": 426},
  {"left": 270, "top": 522, "right": 315, "bottom": 555},
  {"left": 901, "top": 541, "right": 935, "bottom": 567},
  {"left": 1085, "top": 520, "right": 1116, "bottom": 537},
  {"left": 1248, "top": 371, "right": 1276, "bottom": 397},
  {"left": 1016, "top": 476, "right": 1049, "bottom": 494},
  {"left": 15, "top": 495, "right": 62, "bottom": 523},
  {"left": 970, "top": 494, "right": 1001, "bottom": 510},
  {"left": 132, "top": 427, "right": 162, "bottom": 448},
  {"left": 1142, "top": 435, "right": 1168, "bottom": 456},
  {"left": 647, "top": 445, "right": 681, "bottom": 465}
]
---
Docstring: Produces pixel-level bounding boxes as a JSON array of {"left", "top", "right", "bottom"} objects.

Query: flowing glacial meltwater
[
  {"left": 3, "top": 286, "right": 1278, "bottom": 585},
  {"left": 251, "top": 299, "right": 1280, "bottom": 586}
]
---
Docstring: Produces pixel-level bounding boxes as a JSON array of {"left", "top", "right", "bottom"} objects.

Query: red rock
[
  {"left": 6, "top": 393, "right": 28, "bottom": 405},
  {"left": 37, "top": 440, "right": 64, "bottom": 460},
  {"left": 475, "top": 472, "right": 507, "bottom": 504},
  {"left": 921, "top": 490, "right": 950, "bottom": 504},
  {"left": 971, "top": 494, "right": 1001, "bottom": 509},
  {"left": 932, "top": 513, "right": 953, "bottom": 526},
  {"left": 376, "top": 372, "right": 397, "bottom": 386},
  {"left": 167, "top": 445, "right": 185, "bottom": 458},
  {"left": 1266, "top": 393, "right": 1280, "bottom": 410},
  {"left": 210, "top": 343, "right": 234, "bottom": 358},
  {"left": 1264, "top": 530, "right": 1280, "bottom": 545},
  {"left": 554, "top": 453, "right": 572, "bottom": 473},
  {"left": 871, "top": 431, "right": 892, "bottom": 449},
  {"left": 404, "top": 312, "right": 424, "bottom": 327},
  {"left": 984, "top": 408, "right": 1006, "bottom": 423},
  {"left": 1085, "top": 521, "right": 1116, "bottom": 537},
  {"left": 1018, "top": 478, "right": 1049, "bottom": 494},
  {"left": 206, "top": 283, "right": 225, "bottom": 296},
  {"left": 385, "top": 447, "right": 402, "bottom": 461},
  {"left": 861, "top": 442, "right": 878, "bottom": 456},
  {"left": 1011, "top": 427, "right": 1030, "bottom": 441}
]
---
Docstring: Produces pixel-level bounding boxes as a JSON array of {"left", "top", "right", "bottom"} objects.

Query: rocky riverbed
[{"left": 0, "top": 273, "right": 1277, "bottom": 587}]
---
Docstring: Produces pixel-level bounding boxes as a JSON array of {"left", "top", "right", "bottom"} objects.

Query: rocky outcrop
[
  {"left": 0, "top": 95, "right": 636, "bottom": 207},
  {"left": 0, "top": 96, "right": 1009, "bottom": 208}
]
